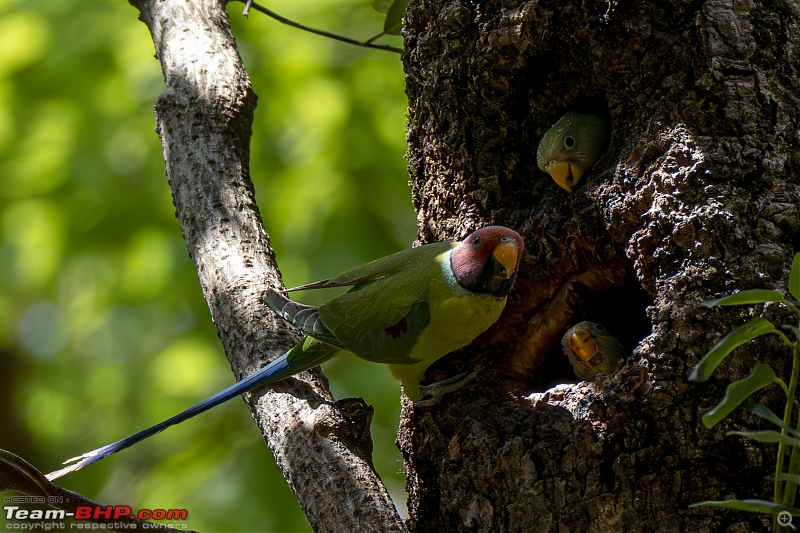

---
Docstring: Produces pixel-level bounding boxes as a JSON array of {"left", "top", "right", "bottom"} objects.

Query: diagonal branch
[
  {"left": 239, "top": 0, "right": 403, "bottom": 53},
  {"left": 123, "top": 0, "right": 404, "bottom": 531}
]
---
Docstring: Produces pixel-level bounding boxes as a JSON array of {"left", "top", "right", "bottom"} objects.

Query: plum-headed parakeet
[
  {"left": 561, "top": 321, "right": 627, "bottom": 381},
  {"left": 48, "top": 226, "right": 524, "bottom": 479},
  {"left": 536, "top": 111, "right": 610, "bottom": 192}
]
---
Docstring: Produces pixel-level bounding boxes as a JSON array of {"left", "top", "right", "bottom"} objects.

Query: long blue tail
[{"left": 47, "top": 339, "right": 338, "bottom": 480}]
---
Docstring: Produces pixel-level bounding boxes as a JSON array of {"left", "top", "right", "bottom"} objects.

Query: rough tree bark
[
  {"left": 126, "top": 1, "right": 403, "bottom": 531},
  {"left": 398, "top": 0, "right": 800, "bottom": 531}
]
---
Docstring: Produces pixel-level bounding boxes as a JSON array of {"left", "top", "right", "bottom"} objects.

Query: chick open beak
[
  {"left": 545, "top": 161, "right": 582, "bottom": 192},
  {"left": 567, "top": 330, "right": 599, "bottom": 362},
  {"left": 492, "top": 241, "right": 519, "bottom": 279}
]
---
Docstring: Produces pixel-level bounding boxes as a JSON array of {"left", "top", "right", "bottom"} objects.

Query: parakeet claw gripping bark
[
  {"left": 414, "top": 369, "right": 481, "bottom": 407},
  {"left": 47, "top": 226, "right": 524, "bottom": 479},
  {"left": 536, "top": 111, "right": 611, "bottom": 192}
]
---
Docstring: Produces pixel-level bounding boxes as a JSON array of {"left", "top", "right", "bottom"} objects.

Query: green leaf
[
  {"left": 689, "top": 498, "right": 800, "bottom": 515},
  {"left": 728, "top": 430, "right": 800, "bottom": 448},
  {"left": 702, "top": 289, "right": 786, "bottom": 308},
  {"left": 776, "top": 473, "right": 800, "bottom": 485},
  {"left": 688, "top": 318, "right": 779, "bottom": 382},
  {"left": 370, "top": 0, "right": 391, "bottom": 15},
  {"left": 790, "top": 253, "right": 800, "bottom": 302},
  {"left": 744, "top": 403, "right": 800, "bottom": 439},
  {"left": 702, "top": 364, "right": 782, "bottom": 429},
  {"left": 383, "top": 0, "right": 409, "bottom": 35}
]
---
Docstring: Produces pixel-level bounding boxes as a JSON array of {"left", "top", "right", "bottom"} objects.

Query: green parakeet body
[
  {"left": 561, "top": 321, "right": 627, "bottom": 381},
  {"left": 265, "top": 225, "right": 524, "bottom": 401},
  {"left": 536, "top": 111, "right": 610, "bottom": 192},
  {"left": 49, "top": 226, "right": 523, "bottom": 479}
]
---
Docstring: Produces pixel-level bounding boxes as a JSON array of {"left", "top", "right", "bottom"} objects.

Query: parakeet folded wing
[
  {"left": 283, "top": 242, "right": 453, "bottom": 292},
  {"left": 317, "top": 242, "right": 455, "bottom": 365}
]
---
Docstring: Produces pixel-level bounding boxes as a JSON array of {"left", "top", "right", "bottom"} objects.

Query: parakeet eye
[
  {"left": 564, "top": 136, "right": 576, "bottom": 149},
  {"left": 472, "top": 235, "right": 483, "bottom": 248}
]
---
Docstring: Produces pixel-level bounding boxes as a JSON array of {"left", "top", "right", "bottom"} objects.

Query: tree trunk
[{"left": 400, "top": 0, "right": 800, "bottom": 530}]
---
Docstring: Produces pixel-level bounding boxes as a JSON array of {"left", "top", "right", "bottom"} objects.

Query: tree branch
[
  {"left": 126, "top": 0, "right": 404, "bottom": 530},
  {"left": 239, "top": 0, "right": 403, "bottom": 54}
]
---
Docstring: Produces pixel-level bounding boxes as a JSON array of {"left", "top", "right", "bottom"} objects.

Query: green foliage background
[{"left": 0, "top": 1, "right": 413, "bottom": 531}]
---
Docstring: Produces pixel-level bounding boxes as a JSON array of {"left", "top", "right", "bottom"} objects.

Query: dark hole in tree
[{"left": 535, "top": 269, "right": 654, "bottom": 389}]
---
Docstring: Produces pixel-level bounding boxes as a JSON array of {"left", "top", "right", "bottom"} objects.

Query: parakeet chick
[
  {"left": 562, "top": 321, "right": 626, "bottom": 381},
  {"left": 536, "top": 111, "right": 610, "bottom": 192}
]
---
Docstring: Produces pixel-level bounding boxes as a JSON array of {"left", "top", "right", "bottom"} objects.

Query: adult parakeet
[
  {"left": 536, "top": 111, "right": 610, "bottom": 192},
  {"left": 48, "top": 226, "right": 523, "bottom": 480},
  {"left": 561, "top": 321, "right": 627, "bottom": 381}
]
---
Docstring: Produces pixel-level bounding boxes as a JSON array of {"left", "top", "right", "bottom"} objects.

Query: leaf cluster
[{"left": 689, "top": 254, "right": 800, "bottom": 528}]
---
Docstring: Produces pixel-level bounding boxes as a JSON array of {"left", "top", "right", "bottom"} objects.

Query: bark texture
[
  {"left": 401, "top": 0, "right": 800, "bottom": 530},
  {"left": 128, "top": 1, "right": 403, "bottom": 531}
]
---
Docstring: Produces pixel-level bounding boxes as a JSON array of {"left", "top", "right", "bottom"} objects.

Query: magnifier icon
[{"left": 779, "top": 511, "right": 796, "bottom": 530}]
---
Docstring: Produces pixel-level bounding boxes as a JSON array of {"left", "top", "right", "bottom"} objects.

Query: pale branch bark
[{"left": 127, "top": 1, "right": 404, "bottom": 531}]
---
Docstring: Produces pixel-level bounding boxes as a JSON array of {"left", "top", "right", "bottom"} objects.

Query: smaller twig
[
  {"left": 363, "top": 31, "right": 387, "bottom": 45},
  {"left": 238, "top": 0, "right": 403, "bottom": 54}
]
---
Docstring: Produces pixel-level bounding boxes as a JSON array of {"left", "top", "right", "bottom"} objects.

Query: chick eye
[
  {"left": 472, "top": 235, "right": 483, "bottom": 248},
  {"left": 595, "top": 323, "right": 605, "bottom": 331},
  {"left": 564, "top": 136, "right": 576, "bottom": 149}
]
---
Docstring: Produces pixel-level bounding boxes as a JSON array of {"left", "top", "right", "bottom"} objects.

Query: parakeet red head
[{"left": 450, "top": 226, "right": 524, "bottom": 297}]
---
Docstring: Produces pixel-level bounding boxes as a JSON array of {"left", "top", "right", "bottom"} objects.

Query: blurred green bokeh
[{"left": 0, "top": 0, "right": 413, "bottom": 531}]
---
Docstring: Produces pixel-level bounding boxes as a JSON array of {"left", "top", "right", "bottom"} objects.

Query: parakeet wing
[
  {"left": 284, "top": 242, "right": 452, "bottom": 292},
  {"left": 318, "top": 242, "right": 456, "bottom": 364}
]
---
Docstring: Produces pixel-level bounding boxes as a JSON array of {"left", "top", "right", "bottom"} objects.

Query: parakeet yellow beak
[
  {"left": 545, "top": 161, "right": 582, "bottom": 192},
  {"left": 492, "top": 241, "right": 519, "bottom": 279},
  {"left": 567, "top": 330, "right": 599, "bottom": 362}
]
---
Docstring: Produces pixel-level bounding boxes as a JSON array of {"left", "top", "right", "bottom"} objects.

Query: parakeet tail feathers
[
  {"left": 262, "top": 289, "right": 342, "bottom": 347},
  {"left": 46, "top": 342, "right": 335, "bottom": 481},
  {"left": 281, "top": 279, "right": 335, "bottom": 292}
]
